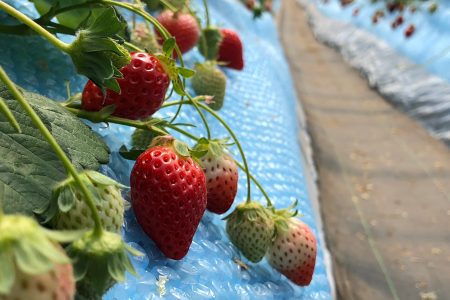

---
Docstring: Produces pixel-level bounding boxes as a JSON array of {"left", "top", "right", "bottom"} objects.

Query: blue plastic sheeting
[
  {"left": 313, "top": 0, "right": 450, "bottom": 83},
  {"left": 303, "top": 0, "right": 450, "bottom": 145},
  {"left": 0, "top": 0, "right": 332, "bottom": 299}
]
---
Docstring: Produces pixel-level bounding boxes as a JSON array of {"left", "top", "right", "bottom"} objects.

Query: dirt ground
[{"left": 278, "top": 1, "right": 450, "bottom": 299}]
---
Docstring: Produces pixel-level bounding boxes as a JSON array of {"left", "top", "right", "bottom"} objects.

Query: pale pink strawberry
[
  {"left": 266, "top": 218, "right": 317, "bottom": 286},
  {"left": 200, "top": 152, "right": 238, "bottom": 214},
  {"left": 3, "top": 263, "right": 75, "bottom": 300}
]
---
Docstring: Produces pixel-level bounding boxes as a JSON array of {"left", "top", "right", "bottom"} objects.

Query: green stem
[
  {"left": 0, "top": 66, "right": 103, "bottom": 237},
  {"left": 124, "top": 41, "right": 144, "bottom": 52},
  {"left": 234, "top": 160, "right": 272, "bottom": 207},
  {"left": 186, "top": 94, "right": 211, "bottom": 139},
  {"left": 64, "top": 107, "right": 199, "bottom": 141},
  {"left": 202, "top": 0, "right": 211, "bottom": 27},
  {"left": 160, "top": 0, "right": 177, "bottom": 11},
  {"left": 0, "top": 1, "right": 70, "bottom": 52}
]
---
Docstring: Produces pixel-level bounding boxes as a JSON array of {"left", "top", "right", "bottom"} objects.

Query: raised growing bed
[{"left": 0, "top": 0, "right": 333, "bottom": 299}]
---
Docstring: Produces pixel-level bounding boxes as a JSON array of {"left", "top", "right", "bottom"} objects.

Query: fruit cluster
[
  {"left": 332, "top": 0, "right": 439, "bottom": 38},
  {"left": 0, "top": 0, "right": 318, "bottom": 299}
]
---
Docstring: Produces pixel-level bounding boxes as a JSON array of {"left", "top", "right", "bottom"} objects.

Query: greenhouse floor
[{"left": 279, "top": 1, "right": 450, "bottom": 299}]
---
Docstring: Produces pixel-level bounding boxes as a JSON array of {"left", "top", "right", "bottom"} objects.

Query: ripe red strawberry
[
  {"left": 81, "top": 52, "right": 169, "bottom": 120},
  {"left": 130, "top": 136, "right": 207, "bottom": 260},
  {"left": 217, "top": 29, "right": 244, "bottom": 70},
  {"left": 156, "top": 10, "right": 200, "bottom": 56},
  {"left": 266, "top": 218, "right": 317, "bottom": 286},
  {"left": 405, "top": 24, "right": 415, "bottom": 38},
  {"left": 225, "top": 202, "right": 274, "bottom": 263},
  {"left": 200, "top": 151, "right": 238, "bottom": 214}
]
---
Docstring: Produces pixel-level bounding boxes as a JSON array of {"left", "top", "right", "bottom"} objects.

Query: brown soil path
[{"left": 278, "top": 1, "right": 450, "bottom": 299}]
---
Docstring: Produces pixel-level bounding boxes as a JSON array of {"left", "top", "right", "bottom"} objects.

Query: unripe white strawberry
[{"left": 0, "top": 215, "right": 76, "bottom": 300}]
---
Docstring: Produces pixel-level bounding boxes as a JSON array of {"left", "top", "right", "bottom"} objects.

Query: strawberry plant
[{"left": 0, "top": 0, "right": 319, "bottom": 297}]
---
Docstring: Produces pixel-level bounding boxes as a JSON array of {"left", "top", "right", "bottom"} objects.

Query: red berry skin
[
  {"left": 130, "top": 146, "right": 207, "bottom": 260},
  {"left": 156, "top": 10, "right": 200, "bottom": 56},
  {"left": 200, "top": 154, "right": 238, "bottom": 214},
  {"left": 82, "top": 52, "right": 169, "bottom": 120},
  {"left": 405, "top": 24, "right": 415, "bottom": 38},
  {"left": 267, "top": 218, "right": 317, "bottom": 286},
  {"left": 218, "top": 29, "right": 244, "bottom": 70}
]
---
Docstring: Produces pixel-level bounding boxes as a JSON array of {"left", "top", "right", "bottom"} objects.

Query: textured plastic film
[
  {"left": 300, "top": 0, "right": 450, "bottom": 146},
  {"left": 0, "top": 0, "right": 332, "bottom": 299}
]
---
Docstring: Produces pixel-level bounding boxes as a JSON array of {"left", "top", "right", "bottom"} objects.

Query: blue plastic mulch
[
  {"left": 0, "top": 0, "right": 332, "bottom": 299},
  {"left": 312, "top": 0, "right": 450, "bottom": 84}
]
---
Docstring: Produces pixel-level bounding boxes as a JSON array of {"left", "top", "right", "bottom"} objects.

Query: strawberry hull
[{"left": 130, "top": 146, "right": 207, "bottom": 260}]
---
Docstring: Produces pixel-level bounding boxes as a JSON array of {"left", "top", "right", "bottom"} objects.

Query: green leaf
[
  {"left": 173, "top": 140, "right": 190, "bottom": 157},
  {"left": 0, "top": 83, "right": 109, "bottom": 216},
  {"left": 163, "top": 37, "right": 176, "bottom": 56},
  {"left": 177, "top": 67, "right": 195, "bottom": 78},
  {"left": 58, "top": 186, "right": 75, "bottom": 213},
  {"left": 0, "top": 251, "right": 14, "bottom": 294},
  {"left": 119, "top": 145, "right": 145, "bottom": 161},
  {"left": 41, "top": 228, "right": 86, "bottom": 243},
  {"left": 33, "top": 0, "right": 90, "bottom": 29}
]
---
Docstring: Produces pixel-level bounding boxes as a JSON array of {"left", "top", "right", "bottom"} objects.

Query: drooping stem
[
  {"left": 0, "top": 1, "right": 70, "bottom": 52},
  {"left": 185, "top": 94, "right": 211, "bottom": 139},
  {"left": 234, "top": 160, "right": 272, "bottom": 207},
  {"left": 0, "top": 66, "right": 104, "bottom": 237},
  {"left": 161, "top": 100, "right": 252, "bottom": 203},
  {"left": 202, "top": 0, "right": 211, "bottom": 27}
]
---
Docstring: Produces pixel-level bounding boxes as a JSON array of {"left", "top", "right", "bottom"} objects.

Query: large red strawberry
[
  {"left": 266, "top": 218, "right": 317, "bottom": 286},
  {"left": 81, "top": 52, "right": 170, "bottom": 120},
  {"left": 156, "top": 10, "right": 200, "bottom": 56},
  {"left": 217, "top": 29, "right": 244, "bottom": 70},
  {"left": 130, "top": 136, "right": 207, "bottom": 260},
  {"left": 195, "top": 139, "right": 238, "bottom": 214}
]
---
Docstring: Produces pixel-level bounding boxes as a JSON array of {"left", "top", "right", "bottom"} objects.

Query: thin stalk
[
  {"left": 186, "top": 94, "right": 211, "bottom": 139},
  {"left": 0, "top": 66, "right": 103, "bottom": 237},
  {"left": 161, "top": 100, "right": 252, "bottom": 203},
  {"left": 124, "top": 41, "right": 144, "bottom": 52},
  {"left": 202, "top": 0, "right": 210, "bottom": 27},
  {"left": 0, "top": 1, "right": 69, "bottom": 52},
  {"left": 64, "top": 107, "right": 199, "bottom": 141},
  {"left": 234, "top": 160, "right": 272, "bottom": 207}
]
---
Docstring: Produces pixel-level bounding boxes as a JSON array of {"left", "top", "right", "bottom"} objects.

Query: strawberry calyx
[
  {"left": 67, "top": 230, "right": 142, "bottom": 298},
  {"left": 192, "top": 137, "right": 232, "bottom": 160},
  {"left": 0, "top": 215, "right": 82, "bottom": 294},
  {"left": 37, "top": 171, "right": 126, "bottom": 224},
  {"left": 269, "top": 200, "right": 300, "bottom": 236},
  {"left": 66, "top": 7, "right": 131, "bottom": 94},
  {"left": 224, "top": 201, "right": 272, "bottom": 224}
]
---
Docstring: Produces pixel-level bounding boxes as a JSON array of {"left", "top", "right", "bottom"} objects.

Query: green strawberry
[
  {"left": 191, "top": 61, "right": 227, "bottom": 111},
  {"left": 0, "top": 215, "right": 79, "bottom": 299},
  {"left": 130, "top": 22, "right": 161, "bottom": 53},
  {"left": 40, "top": 171, "right": 125, "bottom": 233},
  {"left": 225, "top": 202, "right": 274, "bottom": 263}
]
